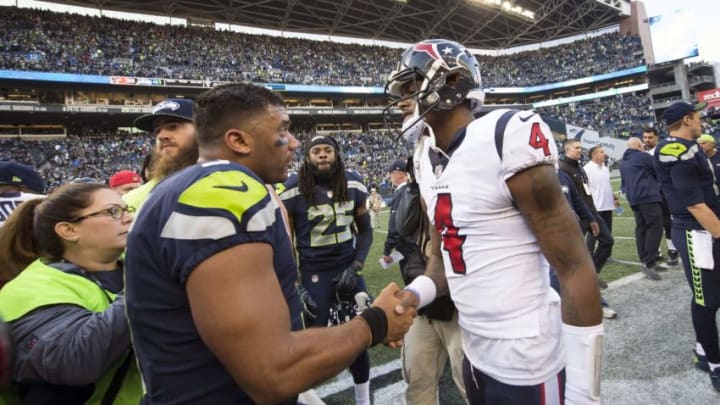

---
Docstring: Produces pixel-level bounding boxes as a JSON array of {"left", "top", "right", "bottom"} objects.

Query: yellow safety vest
[{"left": 0, "top": 260, "right": 142, "bottom": 405}]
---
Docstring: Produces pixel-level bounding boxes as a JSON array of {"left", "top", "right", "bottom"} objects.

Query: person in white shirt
[
  {"left": 0, "top": 161, "right": 46, "bottom": 227},
  {"left": 584, "top": 146, "right": 620, "bottom": 245}
]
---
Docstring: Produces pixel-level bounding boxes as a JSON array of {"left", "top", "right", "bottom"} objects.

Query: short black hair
[
  {"left": 588, "top": 145, "right": 602, "bottom": 159},
  {"left": 642, "top": 126, "right": 659, "bottom": 136},
  {"left": 194, "top": 82, "right": 285, "bottom": 146}
]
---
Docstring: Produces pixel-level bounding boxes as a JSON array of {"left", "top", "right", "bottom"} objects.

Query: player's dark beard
[
  {"left": 150, "top": 143, "right": 199, "bottom": 180},
  {"left": 311, "top": 161, "right": 336, "bottom": 180}
]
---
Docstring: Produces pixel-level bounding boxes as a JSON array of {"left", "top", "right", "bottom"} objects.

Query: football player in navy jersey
[
  {"left": 280, "top": 135, "right": 374, "bottom": 405},
  {"left": 386, "top": 39, "right": 603, "bottom": 404},
  {"left": 124, "top": 83, "right": 415, "bottom": 405},
  {"left": 654, "top": 101, "right": 720, "bottom": 392}
]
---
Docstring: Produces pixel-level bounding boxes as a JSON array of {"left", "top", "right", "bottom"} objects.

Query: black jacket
[
  {"left": 558, "top": 171, "right": 594, "bottom": 222},
  {"left": 388, "top": 181, "right": 456, "bottom": 322},
  {"left": 619, "top": 148, "right": 662, "bottom": 206},
  {"left": 559, "top": 157, "right": 598, "bottom": 215}
]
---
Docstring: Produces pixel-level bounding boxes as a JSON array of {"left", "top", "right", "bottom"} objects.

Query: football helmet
[
  {"left": 328, "top": 291, "right": 373, "bottom": 326},
  {"left": 385, "top": 39, "right": 483, "bottom": 113}
]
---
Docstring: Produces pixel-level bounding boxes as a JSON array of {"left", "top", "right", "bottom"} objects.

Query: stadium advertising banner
[
  {"left": 697, "top": 88, "right": 720, "bottom": 109},
  {"left": 566, "top": 124, "right": 627, "bottom": 161},
  {"left": 0, "top": 67, "right": 646, "bottom": 96},
  {"left": 0, "top": 103, "right": 390, "bottom": 117}
]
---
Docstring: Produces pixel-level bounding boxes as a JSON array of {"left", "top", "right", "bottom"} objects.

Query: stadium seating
[
  {"left": 0, "top": 7, "right": 643, "bottom": 88},
  {"left": 0, "top": 130, "right": 410, "bottom": 192}
]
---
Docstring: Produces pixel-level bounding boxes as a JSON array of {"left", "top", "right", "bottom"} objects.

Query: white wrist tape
[
  {"left": 404, "top": 275, "right": 437, "bottom": 309},
  {"left": 563, "top": 322, "right": 604, "bottom": 404}
]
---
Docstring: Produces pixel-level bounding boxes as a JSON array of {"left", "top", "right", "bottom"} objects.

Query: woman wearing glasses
[{"left": 0, "top": 182, "right": 142, "bottom": 404}]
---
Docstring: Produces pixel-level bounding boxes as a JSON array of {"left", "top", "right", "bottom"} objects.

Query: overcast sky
[{"left": 1, "top": 0, "right": 717, "bottom": 62}]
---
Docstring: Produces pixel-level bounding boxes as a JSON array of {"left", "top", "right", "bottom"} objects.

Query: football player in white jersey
[{"left": 386, "top": 39, "right": 604, "bottom": 404}]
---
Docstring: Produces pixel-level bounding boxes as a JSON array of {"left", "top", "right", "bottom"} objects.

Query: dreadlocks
[{"left": 298, "top": 136, "right": 349, "bottom": 206}]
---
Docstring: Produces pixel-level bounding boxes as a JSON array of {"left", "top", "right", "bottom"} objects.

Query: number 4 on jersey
[
  {"left": 434, "top": 193, "right": 466, "bottom": 274},
  {"left": 528, "top": 122, "right": 551, "bottom": 156}
]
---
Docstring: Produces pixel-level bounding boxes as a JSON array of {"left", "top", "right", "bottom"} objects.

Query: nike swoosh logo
[
  {"left": 213, "top": 182, "right": 249, "bottom": 192},
  {"left": 518, "top": 113, "right": 536, "bottom": 122}
]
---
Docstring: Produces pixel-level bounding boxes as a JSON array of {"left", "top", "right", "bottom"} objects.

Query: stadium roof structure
[{"left": 44, "top": 0, "right": 630, "bottom": 49}]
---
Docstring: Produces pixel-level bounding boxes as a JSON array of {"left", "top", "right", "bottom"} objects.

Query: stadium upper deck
[{"left": 40, "top": 0, "right": 631, "bottom": 49}]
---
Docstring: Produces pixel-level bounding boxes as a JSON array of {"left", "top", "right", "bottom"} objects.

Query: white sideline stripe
[
  {"left": 373, "top": 380, "right": 407, "bottom": 403},
  {"left": 614, "top": 236, "right": 634, "bottom": 240},
  {"left": 606, "top": 272, "right": 645, "bottom": 290},
  {"left": 316, "top": 268, "right": 652, "bottom": 399},
  {"left": 315, "top": 359, "right": 401, "bottom": 398},
  {"left": 608, "top": 258, "right": 642, "bottom": 266}
]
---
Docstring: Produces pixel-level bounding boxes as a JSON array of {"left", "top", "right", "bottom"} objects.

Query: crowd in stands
[
  {"left": 0, "top": 130, "right": 409, "bottom": 193},
  {"left": 0, "top": 132, "right": 152, "bottom": 191},
  {"left": 537, "top": 93, "right": 656, "bottom": 138},
  {"left": 478, "top": 33, "right": 643, "bottom": 88},
  {"left": 1, "top": 6, "right": 644, "bottom": 88}
]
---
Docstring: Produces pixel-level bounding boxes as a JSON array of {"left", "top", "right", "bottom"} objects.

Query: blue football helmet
[{"left": 385, "top": 39, "right": 483, "bottom": 113}]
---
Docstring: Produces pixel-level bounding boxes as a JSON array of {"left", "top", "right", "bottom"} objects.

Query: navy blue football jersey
[
  {"left": 280, "top": 171, "right": 368, "bottom": 272},
  {"left": 655, "top": 137, "right": 720, "bottom": 229},
  {"left": 125, "top": 160, "right": 302, "bottom": 404}
]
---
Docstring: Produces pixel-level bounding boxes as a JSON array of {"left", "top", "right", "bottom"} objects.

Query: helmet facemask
[{"left": 384, "top": 39, "right": 484, "bottom": 142}]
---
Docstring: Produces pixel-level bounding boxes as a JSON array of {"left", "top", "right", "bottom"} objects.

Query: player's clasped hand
[
  {"left": 370, "top": 282, "right": 416, "bottom": 348},
  {"left": 382, "top": 289, "right": 421, "bottom": 348}
]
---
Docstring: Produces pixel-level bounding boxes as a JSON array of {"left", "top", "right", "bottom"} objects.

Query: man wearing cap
[
  {"left": 698, "top": 134, "right": 720, "bottom": 189},
  {"left": 382, "top": 159, "right": 411, "bottom": 269},
  {"left": 123, "top": 98, "right": 197, "bottom": 211},
  {"left": 279, "top": 135, "right": 374, "bottom": 405},
  {"left": 655, "top": 100, "right": 720, "bottom": 391},
  {"left": 0, "top": 161, "right": 45, "bottom": 227},
  {"left": 382, "top": 158, "right": 466, "bottom": 404},
  {"left": 109, "top": 170, "right": 142, "bottom": 195}
]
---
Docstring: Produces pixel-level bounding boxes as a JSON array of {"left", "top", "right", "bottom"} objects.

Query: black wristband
[{"left": 358, "top": 307, "right": 388, "bottom": 347}]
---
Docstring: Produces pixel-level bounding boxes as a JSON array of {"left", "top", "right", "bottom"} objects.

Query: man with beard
[
  {"left": 279, "top": 136, "right": 374, "bottom": 405},
  {"left": 124, "top": 98, "right": 197, "bottom": 211},
  {"left": 643, "top": 126, "right": 679, "bottom": 266}
]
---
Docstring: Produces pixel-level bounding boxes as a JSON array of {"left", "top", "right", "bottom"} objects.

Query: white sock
[
  {"left": 354, "top": 382, "right": 370, "bottom": 405},
  {"left": 697, "top": 342, "right": 707, "bottom": 356},
  {"left": 667, "top": 239, "right": 676, "bottom": 251}
]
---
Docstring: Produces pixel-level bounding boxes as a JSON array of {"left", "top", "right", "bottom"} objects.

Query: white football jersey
[
  {"left": 414, "top": 108, "right": 564, "bottom": 385},
  {"left": 0, "top": 192, "right": 45, "bottom": 227}
]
